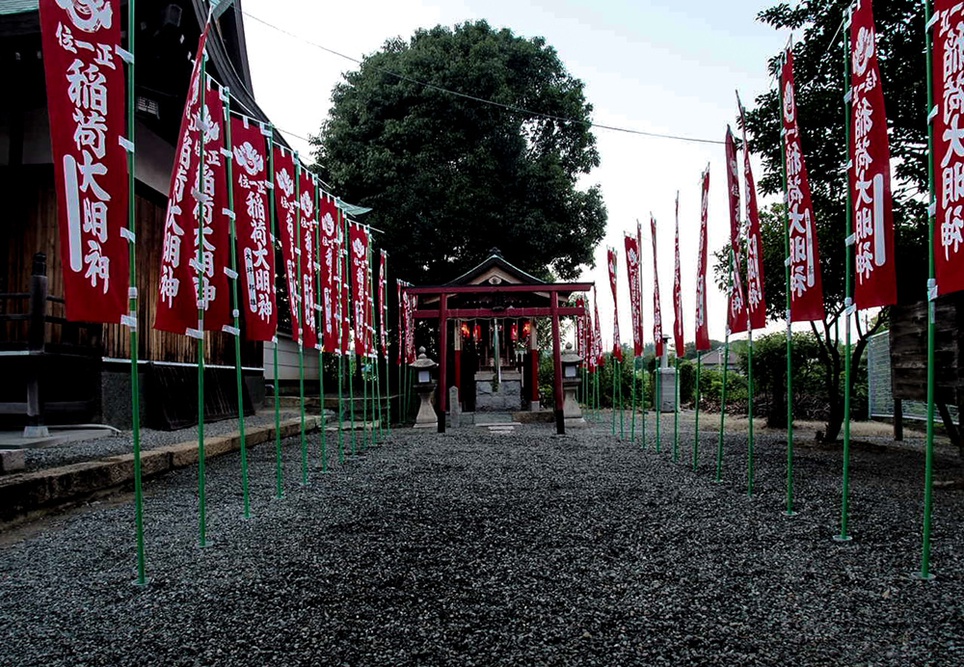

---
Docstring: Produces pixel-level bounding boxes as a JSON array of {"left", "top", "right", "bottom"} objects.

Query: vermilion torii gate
[{"left": 405, "top": 250, "right": 591, "bottom": 434}]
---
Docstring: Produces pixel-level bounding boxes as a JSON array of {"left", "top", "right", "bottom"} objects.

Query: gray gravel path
[{"left": 1, "top": 420, "right": 962, "bottom": 666}]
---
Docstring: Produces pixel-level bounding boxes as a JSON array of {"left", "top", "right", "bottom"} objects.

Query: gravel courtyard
[{"left": 1, "top": 419, "right": 962, "bottom": 666}]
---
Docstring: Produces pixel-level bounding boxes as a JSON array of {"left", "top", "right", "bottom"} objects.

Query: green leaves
[{"left": 313, "top": 20, "right": 606, "bottom": 284}]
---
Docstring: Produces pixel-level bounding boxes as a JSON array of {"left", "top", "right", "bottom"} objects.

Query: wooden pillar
[
  {"left": 437, "top": 294, "right": 448, "bottom": 433},
  {"left": 454, "top": 319, "right": 462, "bottom": 407},
  {"left": 894, "top": 398, "right": 904, "bottom": 442},
  {"left": 550, "top": 293, "right": 564, "bottom": 435},
  {"left": 530, "top": 324, "right": 540, "bottom": 408}
]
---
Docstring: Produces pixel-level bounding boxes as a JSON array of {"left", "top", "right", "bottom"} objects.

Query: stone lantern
[
  {"left": 410, "top": 347, "right": 438, "bottom": 429},
  {"left": 560, "top": 344, "right": 586, "bottom": 428}
]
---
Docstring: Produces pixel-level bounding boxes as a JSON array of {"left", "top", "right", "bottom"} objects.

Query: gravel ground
[{"left": 1, "top": 418, "right": 962, "bottom": 666}]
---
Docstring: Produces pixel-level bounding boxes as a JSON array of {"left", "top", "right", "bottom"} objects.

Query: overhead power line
[{"left": 242, "top": 11, "right": 726, "bottom": 146}]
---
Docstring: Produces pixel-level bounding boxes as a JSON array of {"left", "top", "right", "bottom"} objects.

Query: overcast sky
[{"left": 241, "top": 0, "right": 793, "bottom": 351}]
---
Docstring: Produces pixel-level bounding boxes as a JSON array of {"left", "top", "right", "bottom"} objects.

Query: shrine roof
[{"left": 445, "top": 248, "right": 546, "bottom": 287}]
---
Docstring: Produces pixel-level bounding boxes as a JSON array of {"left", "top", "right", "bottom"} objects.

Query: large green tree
[
  {"left": 313, "top": 20, "right": 606, "bottom": 285},
  {"left": 724, "top": 0, "right": 930, "bottom": 441}
]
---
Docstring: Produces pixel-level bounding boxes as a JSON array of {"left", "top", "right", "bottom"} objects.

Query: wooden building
[{"left": 0, "top": 0, "right": 272, "bottom": 429}]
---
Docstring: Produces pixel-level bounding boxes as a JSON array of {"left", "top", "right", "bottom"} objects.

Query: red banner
[
  {"left": 230, "top": 117, "right": 276, "bottom": 341},
  {"left": 40, "top": 0, "right": 129, "bottom": 323},
  {"left": 650, "top": 215, "right": 664, "bottom": 357},
  {"left": 575, "top": 296, "right": 587, "bottom": 357},
  {"left": 607, "top": 247, "right": 622, "bottom": 362},
  {"left": 673, "top": 193, "right": 684, "bottom": 358},
  {"left": 781, "top": 50, "right": 825, "bottom": 322},
  {"left": 272, "top": 146, "right": 301, "bottom": 343},
  {"left": 298, "top": 170, "right": 319, "bottom": 351},
  {"left": 397, "top": 280, "right": 415, "bottom": 364},
  {"left": 725, "top": 128, "right": 748, "bottom": 336},
  {"left": 696, "top": 166, "right": 711, "bottom": 351},
  {"left": 319, "top": 195, "right": 339, "bottom": 353},
  {"left": 155, "top": 65, "right": 232, "bottom": 334},
  {"left": 935, "top": 1, "right": 964, "bottom": 295},
  {"left": 739, "top": 97, "right": 768, "bottom": 331},
  {"left": 349, "top": 223, "right": 371, "bottom": 357},
  {"left": 624, "top": 235, "right": 643, "bottom": 357},
  {"left": 592, "top": 287, "right": 604, "bottom": 368},
  {"left": 379, "top": 250, "right": 388, "bottom": 358},
  {"left": 849, "top": 2, "right": 896, "bottom": 308},
  {"left": 396, "top": 280, "right": 406, "bottom": 365}
]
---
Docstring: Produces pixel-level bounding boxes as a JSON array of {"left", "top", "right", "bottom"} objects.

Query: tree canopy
[{"left": 313, "top": 20, "right": 607, "bottom": 285}]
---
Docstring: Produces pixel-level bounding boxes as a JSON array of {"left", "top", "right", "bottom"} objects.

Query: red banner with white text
[
  {"left": 696, "top": 166, "right": 711, "bottom": 351},
  {"left": 298, "top": 170, "right": 319, "bottom": 351},
  {"left": 650, "top": 215, "right": 664, "bottom": 357},
  {"left": 935, "top": 1, "right": 964, "bottom": 295},
  {"left": 607, "top": 247, "right": 622, "bottom": 362},
  {"left": 673, "top": 193, "right": 685, "bottom": 357},
  {"left": 230, "top": 117, "right": 276, "bottom": 341},
  {"left": 155, "top": 69, "right": 231, "bottom": 334},
  {"left": 739, "top": 98, "right": 767, "bottom": 331},
  {"left": 40, "top": 0, "right": 129, "bottom": 323},
  {"left": 624, "top": 235, "right": 643, "bottom": 357},
  {"left": 349, "top": 223, "right": 371, "bottom": 357},
  {"left": 593, "top": 287, "right": 604, "bottom": 368},
  {"left": 781, "top": 50, "right": 825, "bottom": 322},
  {"left": 272, "top": 146, "right": 301, "bottom": 343},
  {"left": 379, "top": 250, "right": 388, "bottom": 358},
  {"left": 725, "top": 128, "right": 748, "bottom": 335},
  {"left": 850, "top": 1, "right": 897, "bottom": 309},
  {"left": 318, "top": 195, "right": 339, "bottom": 352}
]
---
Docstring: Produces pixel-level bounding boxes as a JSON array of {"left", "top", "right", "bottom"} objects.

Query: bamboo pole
[
  {"left": 747, "top": 329, "right": 755, "bottom": 496},
  {"left": 836, "top": 11, "right": 855, "bottom": 542},
  {"left": 655, "top": 354, "right": 662, "bottom": 454},
  {"left": 222, "top": 90, "right": 251, "bottom": 517},
  {"left": 125, "top": 0, "right": 146, "bottom": 584}
]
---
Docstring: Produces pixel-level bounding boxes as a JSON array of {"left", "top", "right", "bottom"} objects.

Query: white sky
[{"left": 241, "top": 0, "right": 792, "bottom": 351}]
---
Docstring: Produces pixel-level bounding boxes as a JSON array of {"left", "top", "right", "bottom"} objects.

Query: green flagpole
[
  {"left": 747, "top": 329, "right": 755, "bottom": 496},
  {"left": 916, "top": 0, "right": 937, "bottom": 580},
  {"left": 195, "top": 60, "right": 210, "bottom": 548},
  {"left": 630, "top": 356, "right": 637, "bottom": 441},
  {"left": 336, "top": 209, "right": 346, "bottom": 463},
  {"left": 641, "top": 356, "right": 647, "bottom": 448},
  {"left": 267, "top": 130, "right": 283, "bottom": 499},
  {"left": 611, "top": 357, "right": 617, "bottom": 436},
  {"left": 124, "top": 0, "right": 146, "bottom": 584},
  {"left": 779, "top": 51, "right": 797, "bottom": 517},
  {"left": 315, "top": 186, "right": 327, "bottom": 473},
  {"left": 294, "top": 158, "right": 308, "bottom": 485},
  {"left": 673, "top": 356, "right": 680, "bottom": 463},
  {"left": 836, "top": 13, "right": 855, "bottom": 542},
  {"left": 694, "top": 353, "right": 702, "bottom": 471},
  {"left": 717, "top": 244, "right": 735, "bottom": 483},
  {"left": 655, "top": 352, "right": 662, "bottom": 454},
  {"left": 222, "top": 91, "right": 250, "bottom": 518},
  {"left": 346, "top": 219, "right": 357, "bottom": 455}
]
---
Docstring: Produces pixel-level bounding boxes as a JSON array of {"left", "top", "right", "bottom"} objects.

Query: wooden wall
[
  {"left": 1, "top": 166, "right": 261, "bottom": 368},
  {"left": 889, "top": 293, "right": 964, "bottom": 404}
]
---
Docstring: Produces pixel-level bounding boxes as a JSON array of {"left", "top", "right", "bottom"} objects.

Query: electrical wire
[{"left": 241, "top": 10, "right": 726, "bottom": 146}]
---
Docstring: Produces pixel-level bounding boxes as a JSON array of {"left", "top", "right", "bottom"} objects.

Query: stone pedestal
[
  {"left": 657, "top": 367, "right": 677, "bottom": 412},
  {"left": 475, "top": 370, "right": 522, "bottom": 411},
  {"left": 562, "top": 381, "right": 586, "bottom": 428},
  {"left": 413, "top": 383, "right": 438, "bottom": 429}
]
